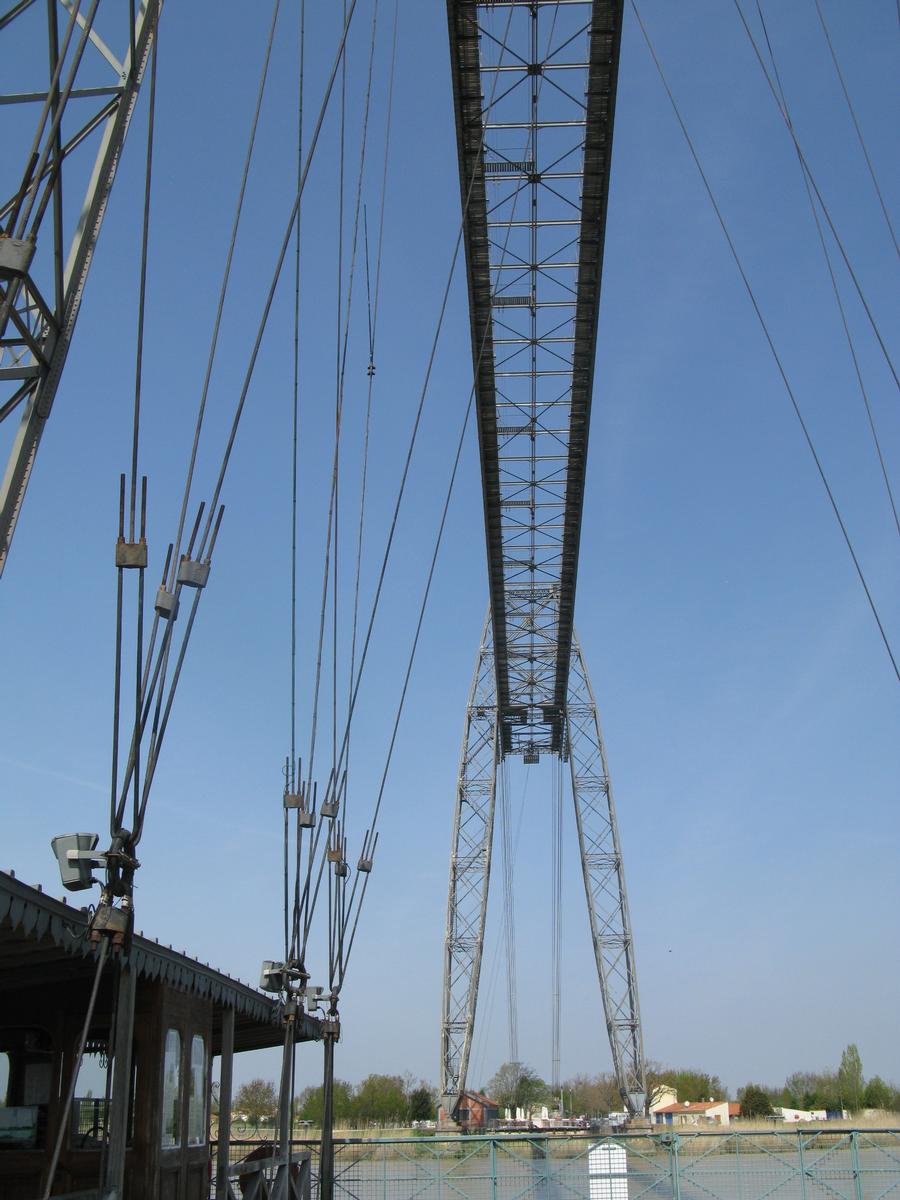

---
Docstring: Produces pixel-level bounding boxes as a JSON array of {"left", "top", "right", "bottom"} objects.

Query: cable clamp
[
  {"left": 154, "top": 587, "right": 179, "bottom": 620},
  {"left": 89, "top": 901, "right": 133, "bottom": 949},
  {"left": 115, "top": 537, "right": 147, "bottom": 569},
  {"left": 0, "top": 235, "right": 35, "bottom": 278},
  {"left": 284, "top": 782, "right": 315, "bottom": 827},
  {"left": 177, "top": 556, "right": 210, "bottom": 589}
]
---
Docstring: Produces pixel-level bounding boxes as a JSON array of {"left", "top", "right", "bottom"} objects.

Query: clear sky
[{"left": 1, "top": 1, "right": 898, "bottom": 1104}]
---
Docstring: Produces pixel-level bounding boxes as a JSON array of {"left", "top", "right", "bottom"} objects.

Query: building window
[
  {"left": 69, "top": 1034, "right": 110, "bottom": 1150},
  {"left": 187, "top": 1035, "right": 207, "bottom": 1146},
  {"left": 0, "top": 1029, "right": 53, "bottom": 1150},
  {"left": 161, "top": 1030, "right": 182, "bottom": 1148}
]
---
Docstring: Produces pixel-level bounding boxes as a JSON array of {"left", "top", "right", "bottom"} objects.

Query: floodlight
[
  {"left": 259, "top": 960, "right": 286, "bottom": 993},
  {"left": 51, "top": 833, "right": 101, "bottom": 891}
]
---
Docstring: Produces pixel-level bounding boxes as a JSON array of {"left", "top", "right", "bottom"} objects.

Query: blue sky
[{"left": 1, "top": 0, "right": 898, "bottom": 1102}]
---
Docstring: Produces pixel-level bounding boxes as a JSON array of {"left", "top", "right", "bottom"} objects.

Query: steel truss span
[
  {"left": 446, "top": 0, "right": 623, "bottom": 757},
  {"left": 440, "top": 614, "right": 645, "bottom": 1117},
  {"left": 443, "top": 0, "right": 644, "bottom": 1119},
  {"left": 0, "top": 0, "right": 162, "bottom": 576}
]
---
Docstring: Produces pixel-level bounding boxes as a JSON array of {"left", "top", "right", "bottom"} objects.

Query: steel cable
[
  {"left": 41, "top": 940, "right": 109, "bottom": 1199},
  {"left": 305, "top": 0, "right": 381, "bottom": 807},
  {"left": 812, "top": 0, "right": 899, "bottom": 263},
  {"left": 632, "top": 0, "right": 900, "bottom": 685},
  {"left": 730, "top": 0, "right": 900, "bottom": 395},
  {"left": 753, "top": 1, "right": 900, "bottom": 545},
  {"left": 335, "top": 182, "right": 536, "bottom": 993},
  {"left": 293, "top": 0, "right": 381, "bottom": 965},
  {"left": 287, "top": 0, "right": 307, "bottom": 971},
  {"left": 169, "top": 0, "right": 282, "bottom": 588},
  {"left": 311, "top": 2, "right": 525, "bottom": 886},
  {"left": 331, "top": 2, "right": 567, "bottom": 990},
  {"left": 550, "top": 754, "right": 563, "bottom": 1095}
]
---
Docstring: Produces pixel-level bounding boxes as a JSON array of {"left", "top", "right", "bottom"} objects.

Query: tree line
[
  {"left": 738, "top": 1045, "right": 900, "bottom": 1116},
  {"left": 482, "top": 1061, "right": 729, "bottom": 1116},
  {"left": 231, "top": 1074, "right": 436, "bottom": 1127},
  {"left": 482, "top": 1045, "right": 899, "bottom": 1119},
  {"left": 227, "top": 1044, "right": 899, "bottom": 1128}
]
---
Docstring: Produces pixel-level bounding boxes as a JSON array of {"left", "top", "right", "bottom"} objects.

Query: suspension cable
[
  {"left": 551, "top": 754, "right": 563, "bottom": 1095},
  {"left": 500, "top": 759, "right": 519, "bottom": 1064},
  {"left": 286, "top": 0, "right": 306, "bottom": 968},
  {"left": 333, "top": 384, "right": 474, "bottom": 979},
  {"left": 348, "top": 0, "right": 398, "bottom": 807},
  {"left": 328, "top": 7, "right": 555, "bottom": 981},
  {"left": 41, "top": 940, "right": 109, "bottom": 1199},
  {"left": 730, "top": 0, "right": 900, "bottom": 394},
  {"left": 469, "top": 769, "right": 529, "bottom": 1088},
  {"left": 812, "top": 0, "right": 899, "bottom": 262},
  {"left": 332, "top": 0, "right": 348, "bottom": 790},
  {"left": 293, "top": 0, "right": 381, "bottom": 964},
  {"left": 632, "top": 0, "right": 900, "bottom": 685},
  {"left": 331, "top": 6, "right": 563, "bottom": 979},
  {"left": 753, "top": 2, "right": 900, "bottom": 545},
  {"left": 169, "top": 0, "right": 282, "bottom": 589},
  {"left": 193, "top": 3, "right": 359, "bottom": 570}
]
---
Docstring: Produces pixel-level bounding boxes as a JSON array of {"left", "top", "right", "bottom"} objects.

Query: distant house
[
  {"left": 654, "top": 1100, "right": 732, "bottom": 1127},
  {"left": 728, "top": 1103, "right": 742, "bottom": 1121},
  {"left": 649, "top": 1086, "right": 679, "bottom": 1115},
  {"left": 774, "top": 1107, "right": 829, "bottom": 1122},
  {"left": 455, "top": 1091, "right": 499, "bottom": 1131}
]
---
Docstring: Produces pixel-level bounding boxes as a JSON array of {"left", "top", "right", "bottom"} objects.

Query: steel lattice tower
[
  {"left": 0, "top": 0, "right": 161, "bottom": 575},
  {"left": 441, "top": 0, "right": 646, "bottom": 1118}
]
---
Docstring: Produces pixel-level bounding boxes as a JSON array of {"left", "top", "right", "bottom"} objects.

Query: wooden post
[
  {"left": 104, "top": 960, "right": 136, "bottom": 1194},
  {"left": 319, "top": 1031, "right": 335, "bottom": 1200},
  {"left": 216, "top": 1006, "right": 235, "bottom": 1200}
]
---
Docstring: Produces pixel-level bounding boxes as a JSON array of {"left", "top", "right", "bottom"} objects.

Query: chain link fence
[{"left": 211, "top": 1129, "right": 900, "bottom": 1200}]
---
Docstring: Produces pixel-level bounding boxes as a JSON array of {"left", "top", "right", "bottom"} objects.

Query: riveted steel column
[
  {"left": 440, "top": 613, "right": 499, "bottom": 1115},
  {"left": 566, "top": 629, "right": 645, "bottom": 1114}
]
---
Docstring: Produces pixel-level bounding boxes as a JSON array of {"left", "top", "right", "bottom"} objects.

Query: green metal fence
[{"left": 214, "top": 1130, "right": 900, "bottom": 1200}]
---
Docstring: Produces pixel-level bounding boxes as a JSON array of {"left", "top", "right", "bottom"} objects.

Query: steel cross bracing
[
  {"left": 441, "top": 614, "right": 499, "bottom": 1107},
  {"left": 0, "top": 0, "right": 162, "bottom": 576},
  {"left": 446, "top": 0, "right": 623, "bottom": 758},
  {"left": 439, "top": 609, "right": 645, "bottom": 1116}
]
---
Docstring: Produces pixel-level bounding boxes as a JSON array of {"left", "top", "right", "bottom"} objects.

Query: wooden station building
[{"left": 0, "top": 869, "right": 322, "bottom": 1199}]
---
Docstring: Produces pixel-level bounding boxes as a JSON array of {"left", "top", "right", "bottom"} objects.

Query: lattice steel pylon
[
  {"left": 440, "top": 605, "right": 645, "bottom": 1117},
  {"left": 441, "top": 0, "right": 646, "bottom": 1118},
  {"left": 0, "top": 0, "right": 162, "bottom": 576}
]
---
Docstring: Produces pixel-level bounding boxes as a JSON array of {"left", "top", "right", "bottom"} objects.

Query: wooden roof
[{"left": 0, "top": 869, "right": 322, "bottom": 1054}]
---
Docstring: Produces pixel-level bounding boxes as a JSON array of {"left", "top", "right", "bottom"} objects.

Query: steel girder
[
  {"left": 567, "top": 629, "right": 645, "bottom": 1112},
  {"left": 440, "top": 611, "right": 645, "bottom": 1117},
  {"left": 0, "top": 0, "right": 162, "bottom": 576},
  {"left": 440, "top": 615, "right": 499, "bottom": 1114},
  {"left": 446, "top": 0, "right": 623, "bottom": 757}
]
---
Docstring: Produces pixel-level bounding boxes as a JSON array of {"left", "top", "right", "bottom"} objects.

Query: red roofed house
[
  {"left": 654, "top": 1100, "right": 733, "bottom": 1127},
  {"left": 438, "top": 1090, "right": 499, "bottom": 1132}
]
